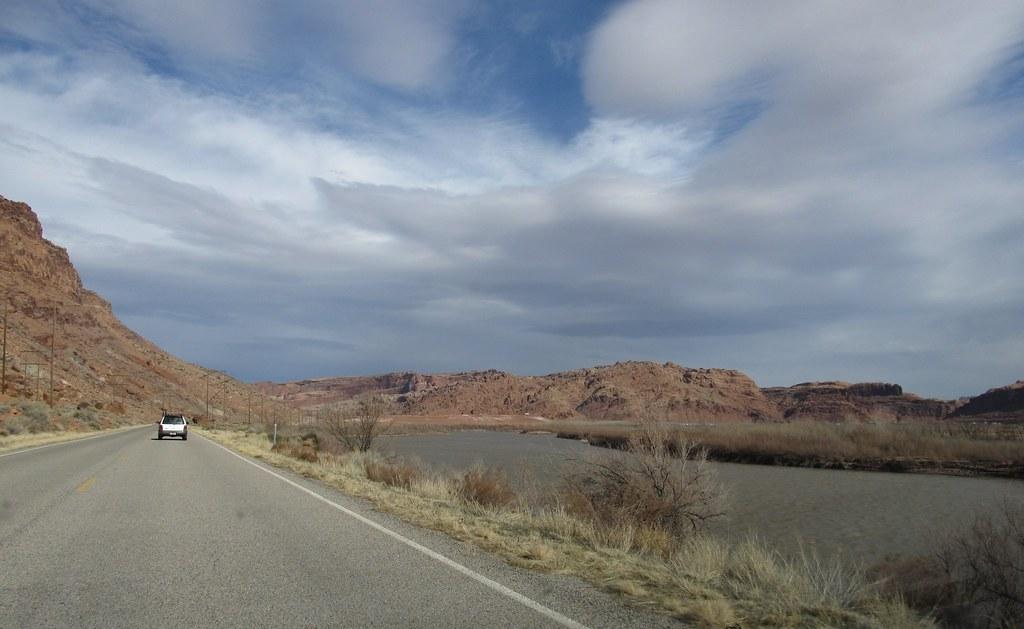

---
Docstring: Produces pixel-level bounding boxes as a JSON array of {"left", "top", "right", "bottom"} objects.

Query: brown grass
[
  {"left": 458, "top": 467, "right": 517, "bottom": 508},
  {"left": 551, "top": 420, "right": 1024, "bottom": 476},
  {"left": 202, "top": 426, "right": 929, "bottom": 628},
  {"left": 365, "top": 459, "right": 420, "bottom": 489}
]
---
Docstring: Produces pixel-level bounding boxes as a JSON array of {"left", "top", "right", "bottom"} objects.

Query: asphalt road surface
[{"left": 0, "top": 426, "right": 680, "bottom": 628}]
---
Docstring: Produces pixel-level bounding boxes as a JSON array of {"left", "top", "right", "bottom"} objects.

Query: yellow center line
[{"left": 76, "top": 477, "right": 96, "bottom": 493}]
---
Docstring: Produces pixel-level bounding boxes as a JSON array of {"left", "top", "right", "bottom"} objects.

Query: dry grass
[
  {"left": 0, "top": 423, "right": 141, "bottom": 453},
  {"left": 202, "top": 426, "right": 929, "bottom": 628},
  {"left": 365, "top": 459, "right": 420, "bottom": 489},
  {"left": 457, "top": 467, "right": 516, "bottom": 507},
  {"left": 552, "top": 421, "right": 1024, "bottom": 474}
]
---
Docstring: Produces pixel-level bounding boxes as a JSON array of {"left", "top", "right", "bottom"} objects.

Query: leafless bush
[
  {"left": 324, "top": 395, "right": 391, "bottom": 452},
  {"left": 458, "top": 467, "right": 516, "bottom": 508},
  {"left": 564, "top": 423, "right": 725, "bottom": 541},
  {"left": 936, "top": 499, "right": 1024, "bottom": 628}
]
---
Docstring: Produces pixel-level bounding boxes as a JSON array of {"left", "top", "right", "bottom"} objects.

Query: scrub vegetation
[
  {"left": 0, "top": 396, "right": 135, "bottom": 452},
  {"left": 204, "top": 424, "right": 929, "bottom": 628},
  {"left": 552, "top": 421, "right": 1024, "bottom": 478}
]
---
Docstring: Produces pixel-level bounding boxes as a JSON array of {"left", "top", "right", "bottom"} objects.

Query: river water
[{"left": 379, "top": 430, "right": 1024, "bottom": 564}]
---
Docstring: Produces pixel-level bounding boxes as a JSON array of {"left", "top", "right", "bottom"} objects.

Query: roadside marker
[{"left": 201, "top": 434, "right": 592, "bottom": 629}]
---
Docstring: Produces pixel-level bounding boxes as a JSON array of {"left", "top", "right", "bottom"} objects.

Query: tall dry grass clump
[
  {"left": 365, "top": 458, "right": 420, "bottom": 489},
  {"left": 458, "top": 467, "right": 517, "bottom": 508}
]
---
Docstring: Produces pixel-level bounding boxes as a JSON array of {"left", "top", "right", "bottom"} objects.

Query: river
[{"left": 379, "top": 430, "right": 1024, "bottom": 564}]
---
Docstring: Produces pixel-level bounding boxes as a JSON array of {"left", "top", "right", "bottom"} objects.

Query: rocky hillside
[
  {"left": 263, "top": 361, "right": 783, "bottom": 422},
  {"left": 762, "top": 382, "right": 957, "bottom": 422},
  {"left": 952, "top": 381, "right": 1024, "bottom": 420},
  {"left": 257, "top": 372, "right": 479, "bottom": 409},
  {"left": 0, "top": 195, "right": 265, "bottom": 423}
]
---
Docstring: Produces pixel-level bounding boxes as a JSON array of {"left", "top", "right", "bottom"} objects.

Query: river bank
[{"left": 546, "top": 421, "right": 1024, "bottom": 479}]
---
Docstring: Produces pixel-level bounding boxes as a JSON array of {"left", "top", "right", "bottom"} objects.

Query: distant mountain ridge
[
  {"left": 3, "top": 194, "right": 1019, "bottom": 424},
  {"left": 261, "top": 362, "right": 782, "bottom": 421},
  {"left": 263, "top": 367, "right": 1018, "bottom": 423}
]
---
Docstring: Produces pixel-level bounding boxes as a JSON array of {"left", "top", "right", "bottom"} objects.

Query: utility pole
[
  {"left": 247, "top": 390, "right": 252, "bottom": 424},
  {"left": 205, "top": 376, "right": 210, "bottom": 422},
  {"left": 21, "top": 350, "right": 46, "bottom": 400},
  {"left": 202, "top": 371, "right": 225, "bottom": 425},
  {"left": 24, "top": 363, "right": 41, "bottom": 399},
  {"left": 1, "top": 298, "right": 8, "bottom": 395},
  {"left": 108, "top": 373, "right": 127, "bottom": 412},
  {"left": 48, "top": 305, "right": 57, "bottom": 403}
]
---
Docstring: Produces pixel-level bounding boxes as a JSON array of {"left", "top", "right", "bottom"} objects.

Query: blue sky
[{"left": 1, "top": 1, "right": 1023, "bottom": 398}]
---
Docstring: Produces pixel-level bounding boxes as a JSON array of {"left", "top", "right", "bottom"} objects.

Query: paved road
[{"left": 0, "top": 426, "right": 680, "bottom": 628}]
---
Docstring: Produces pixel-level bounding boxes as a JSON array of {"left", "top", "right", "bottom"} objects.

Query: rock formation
[
  {"left": 762, "top": 381, "right": 956, "bottom": 422},
  {"left": 952, "top": 381, "right": 1024, "bottom": 421},
  {"left": 264, "top": 361, "right": 783, "bottom": 422},
  {"left": 0, "top": 195, "right": 256, "bottom": 421}
]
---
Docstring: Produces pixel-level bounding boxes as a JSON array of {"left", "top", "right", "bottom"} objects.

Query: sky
[{"left": 0, "top": 1, "right": 1022, "bottom": 398}]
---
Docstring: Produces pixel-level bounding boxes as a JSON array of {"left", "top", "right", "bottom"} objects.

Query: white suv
[{"left": 158, "top": 414, "right": 188, "bottom": 440}]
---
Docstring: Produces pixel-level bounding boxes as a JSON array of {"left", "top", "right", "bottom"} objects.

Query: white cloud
[
  {"left": 583, "top": 1, "right": 1024, "bottom": 117},
  {"left": 0, "top": 2, "right": 1022, "bottom": 396}
]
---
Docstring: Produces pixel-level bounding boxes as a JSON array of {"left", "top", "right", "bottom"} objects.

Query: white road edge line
[
  {"left": 200, "top": 434, "right": 591, "bottom": 629},
  {"left": 0, "top": 425, "right": 149, "bottom": 459}
]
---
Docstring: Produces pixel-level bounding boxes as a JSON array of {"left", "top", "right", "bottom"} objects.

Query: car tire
[
  {"left": 182, "top": 434, "right": 188, "bottom": 441},
  {"left": 158, "top": 434, "right": 163, "bottom": 440}
]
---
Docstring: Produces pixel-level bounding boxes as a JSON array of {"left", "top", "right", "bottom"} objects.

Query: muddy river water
[{"left": 380, "top": 431, "right": 1024, "bottom": 564}]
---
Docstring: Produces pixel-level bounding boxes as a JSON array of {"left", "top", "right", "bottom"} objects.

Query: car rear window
[{"left": 162, "top": 416, "right": 185, "bottom": 424}]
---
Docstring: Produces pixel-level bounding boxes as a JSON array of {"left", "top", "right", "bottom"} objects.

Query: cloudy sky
[{"left": 1, "top": 1, "right": 1022, "bottom": 397}]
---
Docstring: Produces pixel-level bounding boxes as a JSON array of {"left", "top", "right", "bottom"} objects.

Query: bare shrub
[
  {"left": 564, "top": 423, "right": 725, "bottom": 541},
  {"left": 365, "top": 459, "right": 420, "bottom": 489},
  {"left": 0, "top": 417, "right": 24, "bottom": 435},
  {"left": 936, "top": 499, "right": 1024, "bottom": 628},
  {"left": 17, "top": 402, "right": 51, "bottom": 433},
  {"left": 73, "top": 406, "right": 99, "bottom": 426},
  {"left": 325, "top": 395, "right": 391, "bottom": 452},
  {"left": 458, "top": 467, "right": 516, "bottom": 508}
]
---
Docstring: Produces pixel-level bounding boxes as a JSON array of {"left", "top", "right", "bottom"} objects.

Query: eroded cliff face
[
  {"left": 762, "top": 381, "right": 956, "bottom": 422},
  {"left": 264, "top": 361, "right": 783, "bottom": 422},
  {"left": 0, "top": 195, "right": 253, "bottom": 420},
  {"left": 952, "top": 381, "right": 1024, "bottom": 420}
]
